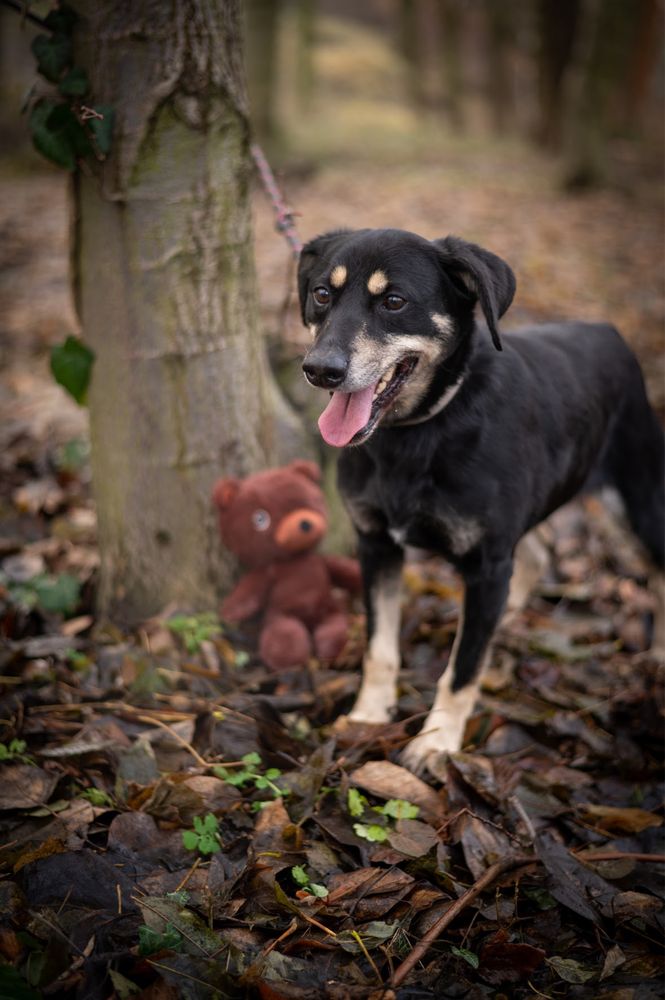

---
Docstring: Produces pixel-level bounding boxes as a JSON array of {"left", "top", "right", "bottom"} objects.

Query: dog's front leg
[
  {"left": 347, "top": 531, "right": 404, "bottom": 724},
  {"left": 401, "top": 562, "right": 512, "bottom": 774}
]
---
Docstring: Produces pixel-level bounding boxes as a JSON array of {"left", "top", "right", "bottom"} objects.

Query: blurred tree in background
[{"left": 242, "top": 0, "right": 663, "bottom": 187}]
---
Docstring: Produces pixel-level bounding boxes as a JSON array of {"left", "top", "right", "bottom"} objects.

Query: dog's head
[{"left": 298, "top": 228, "right": 515, "bottom": 447}]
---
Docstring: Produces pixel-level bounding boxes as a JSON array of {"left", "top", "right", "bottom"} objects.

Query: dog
[{"left": 298, "top": 227, "right": 665, "bottom": 775}]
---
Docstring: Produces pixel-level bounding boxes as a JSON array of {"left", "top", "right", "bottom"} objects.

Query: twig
[
  {"left": 390, "top": 854, "right": 531, "bottom": 989},
  {"left": 351, "top": 929, "right": 384, "bottom": 985},
  {"left": 262, "top": 917, "right": 298, "bottom": 957},
  {"left": 136, "top": 715, "right": 208, "bottom": 768},
  {"left": 574, "top": 850, "right": 665, "bottom": 864},
  {"left": 175, "top": 856, "right": 201, "bottom": 893}
]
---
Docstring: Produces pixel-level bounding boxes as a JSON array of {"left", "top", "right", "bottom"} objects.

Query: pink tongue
[{"left": 318, "top": 385, "right": 376, "bottom": 447}]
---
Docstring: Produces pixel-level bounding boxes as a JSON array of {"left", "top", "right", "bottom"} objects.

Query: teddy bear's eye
[{"left": 252, "top": 509, "right": 271, "bottom": 532}]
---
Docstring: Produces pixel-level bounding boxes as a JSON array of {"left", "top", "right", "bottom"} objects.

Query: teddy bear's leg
[
  {"left": 260, "top": 614, "right": 312, "bottom": 671},
  {"left": 313, "top": 612, "right": 349, "bottom": 661}
]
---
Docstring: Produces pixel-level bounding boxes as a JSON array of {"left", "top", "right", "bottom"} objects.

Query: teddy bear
[{"left": 212, "top": 460, "right": 361, "bottom": 671}]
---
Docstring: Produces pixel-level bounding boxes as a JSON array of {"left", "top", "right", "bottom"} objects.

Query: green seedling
[
  {"left": 0, "top": 739, "right": 35, "bottom": 764},
  {"left": 349, "top": 790, "right": 420, "bottom": 842},
  {"left": 138, "top": 923, "right": 183, "bottom": 956},
  {"left": 214, "top": 752, "right": 287, "bottom": 801},
  {"left": 182, "top": 813, "right": 221, "bottom": 855},
  {"left": 166, "top": 612, "right": 222, "bottom": 652},
  {"left": 451, "top": 945, "right": 479, "bottom": 969},
  {"left": 80, "top": 787, "right": 113, "bottom": 807},
  {"left": 291, "top": 865, "right": 329, "bottom": 898}
]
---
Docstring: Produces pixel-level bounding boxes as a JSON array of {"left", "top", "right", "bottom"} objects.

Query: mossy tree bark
[{"left": 71, "top": 0, "right": 306, "bottom": 623}]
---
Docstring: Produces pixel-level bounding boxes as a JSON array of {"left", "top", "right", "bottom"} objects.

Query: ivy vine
[{"left": 18, "top": 1, "right": 114, "bottom": 170}]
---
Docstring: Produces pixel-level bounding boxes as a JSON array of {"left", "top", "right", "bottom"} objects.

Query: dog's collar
[{"left": 392, "top": 374, "right": 466, "bottom": 427}]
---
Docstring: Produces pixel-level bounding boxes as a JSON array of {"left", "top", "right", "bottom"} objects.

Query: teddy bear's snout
[{"left": 274, "top": 508, "right": 327, "bottom": 551}]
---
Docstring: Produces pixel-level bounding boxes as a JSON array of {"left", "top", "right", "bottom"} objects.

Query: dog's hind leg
[
  {"left": 401, "top": 559, "right": 512, "bottom": 775},
  {"left": 347, "top": 532, "right": 404, "bottom": 724}
]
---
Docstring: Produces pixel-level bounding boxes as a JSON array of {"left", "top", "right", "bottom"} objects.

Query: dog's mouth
[{"left": 318, "top": 355, "right": 418, "bottom": 448}]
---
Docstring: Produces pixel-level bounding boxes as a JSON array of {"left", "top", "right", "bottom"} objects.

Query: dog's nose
[{"left": 303, "top": 351, "right": 348, "bottom": 389}]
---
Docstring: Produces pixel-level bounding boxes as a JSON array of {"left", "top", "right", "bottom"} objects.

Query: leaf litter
[{"left": 1, "top": 154, "right": 664, "bottom": 998}]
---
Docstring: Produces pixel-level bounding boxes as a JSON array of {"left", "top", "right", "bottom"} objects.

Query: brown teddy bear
[{"left": 212, "top": 460, "right": 361, "bottom": 671}]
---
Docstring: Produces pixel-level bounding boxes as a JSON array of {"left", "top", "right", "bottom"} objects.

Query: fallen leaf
[
  {"left": 600, "top": 944, "right": 627, "bottom": 981},
  {"left": 479, "top": 928, "right": 545, "bottom": 983},
  {"left": 546, "top": 955, "right": 596, "bottom": 984},
  {"left": 0, "top": 765, "right": 58, "bottom": 810},
  {"left": 579, "top": 803, "right": 663, "bottom": 834},
  {"left": 536, "top": 831, "right": 617, "bottom": 924},
  {"left": 387, "top": 818, "right": 439, "bottom": 857},
  {"left": 348, "top": 760, "right": 444, "bottom": 823}
]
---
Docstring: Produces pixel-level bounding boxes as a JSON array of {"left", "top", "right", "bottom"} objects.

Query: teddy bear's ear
[
  {"left": 212, "top": 477, "right": 239, "bottom": 509},
  {"left": 288, "top": 460, "right": 322, "bottom": 484}
]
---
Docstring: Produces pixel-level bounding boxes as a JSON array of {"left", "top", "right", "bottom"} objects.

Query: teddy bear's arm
[
  {"left": 323, "top": 555, "right": 363, "bottom": 594},
  {"left": 221, "top": 569, "right": 272, "bottom": 622}
]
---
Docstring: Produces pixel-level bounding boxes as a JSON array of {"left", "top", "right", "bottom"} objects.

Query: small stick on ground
[
  {"left": 137, "top": 715, "right": 208, "bottom": 768},
  {"left": 390, "top": 854, "right": 531, "bottom": 989}
]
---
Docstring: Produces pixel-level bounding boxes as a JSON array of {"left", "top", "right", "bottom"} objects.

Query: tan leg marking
[
  {"left": 348, "top": 571, "right": 402, "bottom": 723},
  {"left": 401, "top": 592, "right": 478, "bottom": 771}
]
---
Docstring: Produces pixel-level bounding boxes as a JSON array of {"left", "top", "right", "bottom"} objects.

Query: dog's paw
[
  {"left": 347, "top": 684, "right": 396, "bottom": 724},
  {"left": 399, "top": 727, "right": 459, "bottom": 778}
]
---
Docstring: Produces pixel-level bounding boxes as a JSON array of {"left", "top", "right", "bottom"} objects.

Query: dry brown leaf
[
  {"left": 349, "top": 760, "right": 445, "bottom": 824},
  {"left": 579, "top": 804, "right": 663, "bottom": 834}
]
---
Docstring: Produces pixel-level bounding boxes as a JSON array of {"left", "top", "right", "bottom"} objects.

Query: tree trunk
[
  {"left": 436, "top": 0, "right": 465, "bottom": 130},
  {"left": 534, "top": 0, "right": 580, "bottom": 149},
  {"left": 564, "top": 0, "right": 634, "bottom": 188},
  {"left": 484, "top": 0, "right": 516, "bottom": 133},
  {"left": 71, "top": 0, "right": 306, "bottom": 624},
  {"left": 398, "top": 0, "right": 427, "bottom": 115}
]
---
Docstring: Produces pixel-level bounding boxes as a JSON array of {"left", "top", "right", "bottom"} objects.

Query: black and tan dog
[{"left": 298, "top": 228, "right": 664, "bottom": 775}]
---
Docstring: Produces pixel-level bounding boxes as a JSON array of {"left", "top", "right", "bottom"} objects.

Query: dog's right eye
[{"left": 312, "top": 287, "right": 331, "bottom": 306}]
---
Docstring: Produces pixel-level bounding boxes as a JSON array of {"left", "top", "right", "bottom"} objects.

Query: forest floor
[{"left": 1, "top": 119, "right": 664, "bottom": 1000}]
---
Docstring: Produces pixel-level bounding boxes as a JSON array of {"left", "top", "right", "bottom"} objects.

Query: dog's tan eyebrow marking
[
  {"left": 367, "top": 270, "right": 388, "bottom": 295},
  {"left": 431, "top": 312, "right": 454, "bottom": 337},
  {"left": 330, "top": 265, "right": 347, "bottom": 288}
]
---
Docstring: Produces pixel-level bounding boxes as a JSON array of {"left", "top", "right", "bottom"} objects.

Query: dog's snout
[{"left": 303, "top": 349, "right": 348, "bottom": 389}]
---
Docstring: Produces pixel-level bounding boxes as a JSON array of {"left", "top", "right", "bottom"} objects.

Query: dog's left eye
[
  {"left": 383, "top": 294, "right": 406, "bottom": 311},
  {"left": 312, "top": 287, "right": 331, "bottom": 306}
]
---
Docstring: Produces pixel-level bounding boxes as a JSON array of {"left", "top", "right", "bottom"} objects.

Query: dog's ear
[
  {"left": 297, "top": 229, "right": 354, "bottom": 323},
  {"left": 433, "top": 236, "right": 515, "bottom": 351}
]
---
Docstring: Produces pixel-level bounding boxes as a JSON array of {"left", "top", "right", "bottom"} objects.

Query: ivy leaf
[
  {"left": 308, "top": 882, "right": 329, "bottom": 898},
  {"left": 451, "top": 946, "right": 480, "bottom": 969},
  {"left": 242, "top": 752, "right": 262, "bottom": 767},
  {"left": 31, "top": 573, "right": 80, "bottom": 615},
  {"left": 58, "top": 67, "right": 89, "bottom": 98},
  {"left": 353, "top": 823, "right": 389, "bottom": 843},
  {"left": 31, "top": 33, "right": 72, "bottom": 83},
  {"left": 44, "top": 4, "right": 78, "bottom": 34},
  {"left": 86, "top": 104, "right": 115, "bottom": 156},
  {"left": 50, "top": 335, "right": 95, "bottom": 404},
  {"left": 29, "top": 100, "right": 76, "bottom": 170}
]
